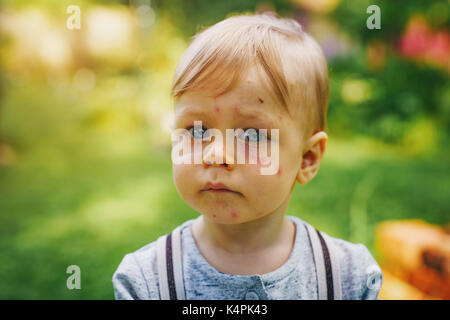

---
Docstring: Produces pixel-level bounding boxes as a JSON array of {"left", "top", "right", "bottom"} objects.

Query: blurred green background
[{"left": 0, "top": 0, "right": 448, "bottom": 299}]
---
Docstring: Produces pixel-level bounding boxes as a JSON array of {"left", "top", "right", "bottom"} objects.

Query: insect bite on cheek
[
  {"left": 256, "top": 154, "right": 267, "bottom": 165},
  {"left": 258, "top": 155, "right": 271, "bottom": 166},
  {"left": 230, "top": 211, "right": 238, "bottom": 218}
]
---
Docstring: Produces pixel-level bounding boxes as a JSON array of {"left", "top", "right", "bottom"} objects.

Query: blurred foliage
[{"left": 0, "top": 0, "right": 448, "bottom": 299}]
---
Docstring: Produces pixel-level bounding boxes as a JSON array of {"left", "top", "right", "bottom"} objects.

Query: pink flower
[{"left": 398, "top": 15, "right": 450, "bottom": 71}]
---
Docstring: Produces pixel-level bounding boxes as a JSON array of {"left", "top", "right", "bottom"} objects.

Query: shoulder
[
  {"left": 288, "top": 216, "right": 383, "bottom": 300},
  {"left": 112, "top": 220, "right": 195, "bottom": 300},
  {"left": 320, "top": 231, "right": 383, "bottom": 300},
  {"left": 112, "top": 240, "right": 159, "bottom": 300}
]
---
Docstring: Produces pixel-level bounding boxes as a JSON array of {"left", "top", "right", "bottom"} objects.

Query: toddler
[{"left": 112, "top": 12, "right": 383, "bottom": 300}]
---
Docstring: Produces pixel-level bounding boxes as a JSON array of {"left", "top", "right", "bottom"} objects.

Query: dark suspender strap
[
  {"left": 165, "top": 232, "right": 177, "bottom": 300},
  {"left": 157, "top": 226, "right": 185, "bottom": 300},
  {"left": 315, "top": 228, "right": 334, "bottom": 300},
  {"left": 303, "top": 223, "right": 338, "bottom": 300}
]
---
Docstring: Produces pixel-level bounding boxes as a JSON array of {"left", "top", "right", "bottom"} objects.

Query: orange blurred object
[
  {"left": 366, "top": 40, "right": 387, "bottom": 73},
  {"left": 379, "top": 269, "right": 429, "bottom": 300},
  {"left": 375, "top": 219, "right": 450, "bottom": 300}
]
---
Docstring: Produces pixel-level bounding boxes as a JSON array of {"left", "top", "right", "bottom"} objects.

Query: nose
[{"left": 202, "top": 134, "right": 235, "bottom": 170}]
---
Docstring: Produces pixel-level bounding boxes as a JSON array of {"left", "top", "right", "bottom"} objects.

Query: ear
[{"left": 296, "top": 131, "right": 328, "bottom": 185}]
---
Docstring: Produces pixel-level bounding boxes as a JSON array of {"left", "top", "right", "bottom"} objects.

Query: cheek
[
  {"left": 248, "top": 148, "right": 258, "bottom": 164},
  {"left": 253, "top": 153, "right": 283, "bottom": 176},
  {"left": 241, "top": 173, "right": 286, "bottom": 219},
  {"left": 257, "top": 153, "right": 273, "bottom": 167},
  {"left": 172, "top": 138, "right": 198, "bottom": 163},
  {"left": 173, "top": 164, "right": 197, "bottom": 193},
  {"left": 245, "top": 165, "right": 284, "bottom": 194},
  {"left": 241, "top": 159, "right": 291, "bottom": 207}
]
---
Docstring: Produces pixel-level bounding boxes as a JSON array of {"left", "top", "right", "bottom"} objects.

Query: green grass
[{"left": 0, "top": 128, "right": 448, "bottom": 299}]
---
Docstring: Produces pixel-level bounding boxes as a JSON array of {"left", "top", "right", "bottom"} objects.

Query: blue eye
[
  {"left": 239, "top": 129, "right": 267, "bottom": 143},
  {"left": 188, "top": 126, "right": 209, "bottom": 139}
]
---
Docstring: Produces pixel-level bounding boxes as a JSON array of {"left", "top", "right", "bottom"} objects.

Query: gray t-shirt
[{"left": 112, "top": 215, "right": 383, "bottom": 300}]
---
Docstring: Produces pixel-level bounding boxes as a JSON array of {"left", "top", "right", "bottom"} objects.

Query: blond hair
[{"left": 171, "top": 12, "right": 329, "bottom": 136}]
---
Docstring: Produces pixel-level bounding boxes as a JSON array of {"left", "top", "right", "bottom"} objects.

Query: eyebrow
[
  {"left": 176, "top": 107, "right": 278, "bottom": 126},
  {"left": 237, "top": 110, "right": 276, "bottom": 123}
]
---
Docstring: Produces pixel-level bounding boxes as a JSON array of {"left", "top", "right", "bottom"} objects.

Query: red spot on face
[
  {"left": 233, "top": 103, "right": 240, "bottom": 112},
  {"left": 256, "top": 211, "right": 263, "bottom": 217},
  {"left": 214, "top": 96, "right": 220, "bottom": 113},
  {"left": 277, "top": 167, "right": 281, "bottom": 175},
  {"left": 231, "top": 211, "right": 238, "bottom": 218},
  {"left": 258, "top": 156, "right": 270, "bottom": 167},
  {"left": 213, "top": 214, "right": 217, "bottom": 218}
]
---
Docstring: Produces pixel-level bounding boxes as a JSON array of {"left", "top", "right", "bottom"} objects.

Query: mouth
[{"left": 201, "top": 182, "right": 241, "bottom": 195}]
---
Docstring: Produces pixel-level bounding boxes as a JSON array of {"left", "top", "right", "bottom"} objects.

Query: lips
[{"left": 201, "top": 182, "right": 240, "bottom": 194}]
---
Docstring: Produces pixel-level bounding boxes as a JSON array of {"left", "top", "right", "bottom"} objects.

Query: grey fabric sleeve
[
  {"left": 357, "top": 244, "right": 383, "bottom": 300},
  {"left": 112, "top": 253, "right": 151, "bottom": 300},
  {"left": 324, "top": 236, "right": 383, "bottom": 300}
]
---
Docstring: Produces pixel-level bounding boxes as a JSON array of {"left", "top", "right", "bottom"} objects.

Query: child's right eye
[{"left": 187, "top": 126, "right": 208, "bottom": 139}]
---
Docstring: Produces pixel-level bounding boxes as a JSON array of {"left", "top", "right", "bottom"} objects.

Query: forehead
[{"left": 174, "top": 66, "right": 286, "bottom": 120}]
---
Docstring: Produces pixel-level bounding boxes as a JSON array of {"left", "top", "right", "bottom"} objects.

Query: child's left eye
[{"left": 238, "top": 128, "right": 268, "bottom": 143}]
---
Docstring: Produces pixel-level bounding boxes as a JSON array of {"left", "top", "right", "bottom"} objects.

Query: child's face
[{"left": 172, "top": 67, "right": 305, "bottom": 224}]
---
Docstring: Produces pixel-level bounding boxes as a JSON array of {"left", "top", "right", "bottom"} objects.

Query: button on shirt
[
  {"left": 244, "top": 290, "right": 260, "bottom": 300},
  {"left": 112, "top": 216, "right": 383, "bottom": 300}
]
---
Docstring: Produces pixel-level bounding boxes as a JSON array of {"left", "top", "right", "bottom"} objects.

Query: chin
[{"left": 207, "top": 213, "right": 260, "bottom": 225}]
